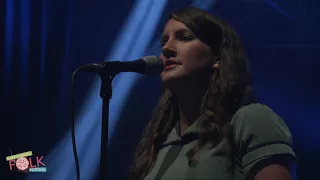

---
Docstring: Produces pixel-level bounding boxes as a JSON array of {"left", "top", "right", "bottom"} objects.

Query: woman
[{"left": 128, "top": 6, "right": 296, "bottom": 180}]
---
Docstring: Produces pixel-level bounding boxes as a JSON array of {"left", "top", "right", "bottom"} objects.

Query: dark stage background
[{"left": 1, "top": 0, "right": 319, "bottom": 180}]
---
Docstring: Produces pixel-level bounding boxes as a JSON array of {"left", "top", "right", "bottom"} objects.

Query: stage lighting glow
[
  {"left": 24, "top": 1, "right": 217, "bottom": 179},
  {"left": 24, "top": 0, "right": 167, "bottom": 179}
]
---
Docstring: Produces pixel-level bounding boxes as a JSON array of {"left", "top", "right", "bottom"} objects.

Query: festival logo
[{"left": 6, "top": 149, "right": 46, "bottom": 173}]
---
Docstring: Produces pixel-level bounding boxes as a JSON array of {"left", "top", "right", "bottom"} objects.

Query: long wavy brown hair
[{"left": 128, "top": 6, "right": 257, "bottom": 180}]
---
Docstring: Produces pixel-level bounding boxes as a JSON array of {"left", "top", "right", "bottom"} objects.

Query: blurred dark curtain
[
  {"left": 1, "top": 0, "right": 319, "bottom": 180},
  {"left": 1, "top": 0, "right": 135, "bottom": 179}
]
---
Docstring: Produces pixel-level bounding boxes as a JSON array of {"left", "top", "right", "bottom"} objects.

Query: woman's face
[{"left": 160, "top": 18, "right": 214, "bottom": 90}]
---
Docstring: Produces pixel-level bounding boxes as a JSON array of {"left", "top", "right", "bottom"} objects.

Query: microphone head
[{"left": 142, "top": 56, "right": 164, "bottom": 75}]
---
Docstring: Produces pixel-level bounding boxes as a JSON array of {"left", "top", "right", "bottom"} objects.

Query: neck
[{"left": 174, "top": 86, "right": 207, "bottom": 135}]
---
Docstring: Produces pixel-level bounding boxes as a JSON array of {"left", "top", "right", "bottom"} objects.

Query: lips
[
  {"left": 164, "top": 64, "right": 178, "bottom": 70},
  {"left": 164, "top": 59, "right": 179, "bottom": 70}
]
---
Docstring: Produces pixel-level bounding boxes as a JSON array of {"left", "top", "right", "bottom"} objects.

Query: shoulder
[
  {"left": 232, "top": 103, "right": 281, "bottom": 123},
  {"left": 230, "top": 103, "right": 296, "bottom": 177},
  {"left": 231, "top": 103, "right": 291, "bottom": 137}
]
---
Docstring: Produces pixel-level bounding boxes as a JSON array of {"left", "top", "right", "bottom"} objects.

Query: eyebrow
[{"left": 161, "top": 27, "right": 192, "bottom": 38}]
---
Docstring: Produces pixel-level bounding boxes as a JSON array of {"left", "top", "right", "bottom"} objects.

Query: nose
[{"left": 161, "top": 40, "right": 177, "bottom": 60}]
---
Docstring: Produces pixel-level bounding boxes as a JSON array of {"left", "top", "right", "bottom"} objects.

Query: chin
[
  {"left": 160, "top": 74, "right": 183, "bottom": 90},
  {"left": 160, "top": 77, "right": 173, "bottom": 88},
  {"left": 161, "top": 76, "right": 173, "bottom": 88}
]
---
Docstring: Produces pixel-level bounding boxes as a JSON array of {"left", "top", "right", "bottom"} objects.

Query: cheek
[{"left": 181, "top": 45, "right": 212, "bottom": 70}]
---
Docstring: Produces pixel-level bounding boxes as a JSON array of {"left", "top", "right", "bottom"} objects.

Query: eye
[
  {"left": 180, "top": 34, "right": 193, "bottom": 41},
  {"left": 177, "top": 31, "right": 193, "bottom": 42}
]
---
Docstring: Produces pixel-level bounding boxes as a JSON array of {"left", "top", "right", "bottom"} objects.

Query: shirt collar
[{"left": 162, "top": 120, "right": 200, "bottom": 146}]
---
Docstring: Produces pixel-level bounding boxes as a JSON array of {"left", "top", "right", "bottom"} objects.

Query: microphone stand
[{"left": 97, "top": 64, "right": 117, "bottom": 180}]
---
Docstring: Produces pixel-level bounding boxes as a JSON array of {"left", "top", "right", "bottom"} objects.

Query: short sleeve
[{"left": 230, "top": 103, "right": 296, "bottom": 176}]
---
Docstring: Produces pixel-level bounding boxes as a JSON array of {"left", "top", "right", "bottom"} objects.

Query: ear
[
  {"left": 212, "top": 56, "right": 220, "bottom": 70},
  {"left": 213, "top": 62, "right": 220, "bottom": 69}
]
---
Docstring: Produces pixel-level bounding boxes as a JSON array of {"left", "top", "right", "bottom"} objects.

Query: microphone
[{"left": 79, "top": 55, "right": 164, "bottom": 75}]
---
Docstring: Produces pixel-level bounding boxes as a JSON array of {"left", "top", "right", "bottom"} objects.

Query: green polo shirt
[{"left": 143, "top": 103, "right": 296, "bottom": 180}]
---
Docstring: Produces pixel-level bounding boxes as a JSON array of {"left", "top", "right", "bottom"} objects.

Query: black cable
[{"left": 71, "top": 67, "right": 84, "bottom": 180}]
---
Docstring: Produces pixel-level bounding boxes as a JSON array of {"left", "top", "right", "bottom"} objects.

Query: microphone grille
[{"left": 142, "top": 56, "right": 164, "bottom": 75}]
